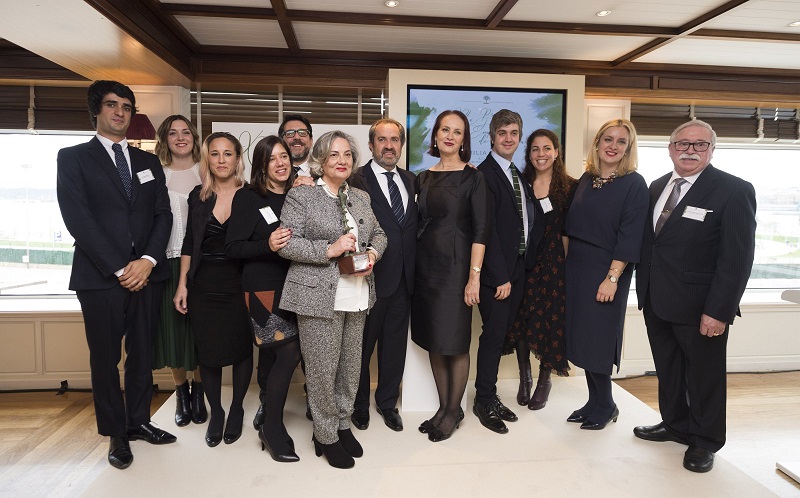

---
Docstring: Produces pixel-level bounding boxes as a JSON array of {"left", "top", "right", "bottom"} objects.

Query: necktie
[
  {"left": 654, "top": 178, "right": 687, "bottom": 235},
  {"left": 112, "top": 143, "right": 132, "bottom": 199},
  {"left": 510, "top": 164, "right": 525, "bottom": 254},
  {"left": 383, "top": 171, "right": 405, "bottom": 224},
  {"left": 292, "top": 166, "right": 300, "bottom": 175}
]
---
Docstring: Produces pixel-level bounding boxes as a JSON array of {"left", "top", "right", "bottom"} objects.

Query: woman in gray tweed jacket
[{"left": 278, "top": 130, "right": 387, "bottom": 469}]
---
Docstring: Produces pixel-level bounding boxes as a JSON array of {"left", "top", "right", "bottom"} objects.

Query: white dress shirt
[
  {"left": 295, "top": 161, "right": 311, "bottom": 177},
  {"left": 369, "top": 160, "right": 409, "bottom": 212},
  {"left": 652, "top": 168, "right": 705, "bottom": 230},
  {"left": 492, "top": 150, "right": 529, "bottom": 247}
]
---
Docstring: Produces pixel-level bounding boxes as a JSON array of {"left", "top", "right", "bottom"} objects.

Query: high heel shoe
[
  {"left": 205, "top": 410, "right": 224, "bottom": 447},
  {"left": 337, "top": 429, "right": 363, "bottom": 458},
  {"left": 566, "top": 410, "right": 587, "bottom": 423},
  {"left": 258, "top": 426, "right": 299, "bottom": 462},
  {"left": 580, "top": 406, "right": 619, "bottom": 430},
  {"left": 312, "top": 435, "right": 355, "bottom": 469},
  {"left": 428, "top": 414, "right": 462, "bottom": 442},
  {"left": 223, "top": 408, "right": 244, "bottom": 444},
  {"left": 419, "top": 407, "right": 464, "bottom": 434},
  {"left": 517, "top": 362, "right": 533, "bottom": 406}
]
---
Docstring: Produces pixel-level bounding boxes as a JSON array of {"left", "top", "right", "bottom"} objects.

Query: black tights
[
  {"left": 574, "top": 370, "right": 615, "bottom": 422},
  {"left": 429, "top": 352, "right": 469, "bottom": 433},
  {"left": 200, "top": 355, "right": 253, "bottom": 434},
  {"left": 515, "top": 338, "right": 530, "bottom": 367},
  {"left": 259, "top": 340, "right": 301, "bottom": 452}
]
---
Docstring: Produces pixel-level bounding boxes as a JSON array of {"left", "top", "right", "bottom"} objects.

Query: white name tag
[
  {"left": 259, "top": 206, "right": 279, "bottom": 224},
  {"left": 682, "top": 206, "right": 712, "bottom": 221},
  {"left": 136, "top": 169, "right": 155, "bottom": 184},
  {"left": 539, "top": 197, "right": 554, "bottom": 214}
]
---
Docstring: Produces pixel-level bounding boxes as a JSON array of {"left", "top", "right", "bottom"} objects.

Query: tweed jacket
[{"left": 278, "top": 183, "right": 387, "bottom": 319}]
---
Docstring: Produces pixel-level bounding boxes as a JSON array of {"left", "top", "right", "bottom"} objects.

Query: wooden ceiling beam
[
  {"left": 485, "top": 0, "right": 519, "bottom": 29},
  {"left": 160, "top": 3, "right": 276, "bottom": 20},
  {"left": 270, "top": 0, "right": 300, "bottom": 54}
]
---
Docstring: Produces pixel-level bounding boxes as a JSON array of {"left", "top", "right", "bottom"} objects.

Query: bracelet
[
  {"left": 470, "top": 266, "right": 481, "bottom": 273},
  {"left": 609, "top": 267, "right": 621, "bottom": 274}
]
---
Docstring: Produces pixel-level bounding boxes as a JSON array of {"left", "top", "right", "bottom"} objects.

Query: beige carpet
[{"left": 76, "top": 378, "right": 775, "bottom": 497}]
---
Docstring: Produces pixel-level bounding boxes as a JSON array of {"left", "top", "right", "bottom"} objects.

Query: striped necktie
[
  {"left": 112, "top": 143, "right": 132, "bottom": 199},
  {"left": 510, "top": 163, "right": 525, "bottom": 254},
  {"left": 383, "top": 171, "right": 405, "bottom": 224}
]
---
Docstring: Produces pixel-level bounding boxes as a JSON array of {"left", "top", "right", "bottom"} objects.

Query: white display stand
[
  {"left": 776, "top": 289, "right": 800, "bottom": 484},
  {"left": 401, "top": 325, "right": 468, "bottom": 413}
]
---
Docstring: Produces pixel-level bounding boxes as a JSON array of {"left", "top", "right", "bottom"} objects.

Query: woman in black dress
[
  {"left": 564, "top": 119, "right": 649, "bottom": 430},
  {"left": 411, "top": 110, "right": 489, "bottom": 442},
  {"left": 505, "top": 129, "right": 577, "bottom": 410},
  {"left": 226, "top": 135, "right": 300, "bottom": 462},
  {"left": 174, "top": 132, "right": 252, "bottom": 447}
]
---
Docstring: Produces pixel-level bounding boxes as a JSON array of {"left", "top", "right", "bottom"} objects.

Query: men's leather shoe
[
  {"left": 683, "top": 445, "right": 714, "bottom": 473},
  {"left": 108, "top": 436, "right": 133, "bottom": 469},
  {"left": 633, "top": 422, "right": 687, "bottom": 445},
  {"left": 127, "top": 422, "right": 177, "bottom": 445},
  {"left": 351, "top": 409, "right": 370, "bottom": 430},
  {"left": 473, "top": 401, "right": 508, "bottom": 434},
  {"left": 492, "top": 396, "right": 518, "bottom": 422},
  {"left": 377, "top": 407, "right": 403, "bottom": 432},
  {"left": 253, "top": 404, "right": 267, "bottom": 430}
]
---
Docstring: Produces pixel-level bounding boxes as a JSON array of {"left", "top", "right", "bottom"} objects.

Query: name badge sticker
[
  {"left": 259, "top": 206, "right": 279, "bottom": 224},
  {"left": 136, "top": 169, "right": 155, "bottom": 184},
  {"left": 682, "top": 206, "right": 712, "bottom": 222},
  {"left": 539, "top": 197, "right": 554, "bottom": 214}
]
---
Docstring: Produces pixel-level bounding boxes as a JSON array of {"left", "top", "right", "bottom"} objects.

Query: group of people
[{"left": 57, "top": 80, "right": 756, "bottom": 475}]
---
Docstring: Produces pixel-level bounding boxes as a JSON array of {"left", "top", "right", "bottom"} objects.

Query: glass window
[
  {"left": 638, "top": 141, "right": 800, "bottom": 290},
  {"left": 0, "top": 132, "right": 94, "bottom": 295}
]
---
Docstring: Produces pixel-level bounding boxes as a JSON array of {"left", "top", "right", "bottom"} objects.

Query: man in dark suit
[
  {"left": 474, "top": 109, "right": 543, "bottom": 434},
  {"left": 634, "top": 120, "right": 756, "bottom": 473},
  {"left": 349, "top": 119, "right": 417, "bottom": 432},
  {"left": 57, "top": 81, "right": 176, "bottom": 470}
]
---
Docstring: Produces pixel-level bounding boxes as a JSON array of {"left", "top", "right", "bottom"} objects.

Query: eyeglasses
[
  {"left": 673, "top": 141, "right": 711, "bottom": 152},
  {"left": 282, "top": 129, "right": 310, "bottom": 138},
  {"left": 101, "top": 100, "right": 133, "bottom": 113}
]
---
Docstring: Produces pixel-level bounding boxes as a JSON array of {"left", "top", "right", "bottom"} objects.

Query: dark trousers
[
  {"left": 475, "top": 255, "right": 525, "bottom": 404},
  {"left": 355, "top": 274, "right": 411, "bottom": 411},
  {"left": 77, "top": 281, "right": 163, "bottom": 436},
  {"left": 643, "top": 296, "right": 728, "bottom": 452}
]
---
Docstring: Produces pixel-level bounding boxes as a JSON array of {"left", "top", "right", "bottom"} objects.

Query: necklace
[{"left": 592, "top": 172, "right": 616, "bottom": 189}]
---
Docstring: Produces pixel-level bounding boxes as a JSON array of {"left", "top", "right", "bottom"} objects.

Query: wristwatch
[{"left": 607, "top": 274, "right": 618, "bottom": 283}]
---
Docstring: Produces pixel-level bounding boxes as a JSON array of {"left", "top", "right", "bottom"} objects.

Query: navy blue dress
[{"left": 564, "top": 172, "right": 648, "bottom": 374}]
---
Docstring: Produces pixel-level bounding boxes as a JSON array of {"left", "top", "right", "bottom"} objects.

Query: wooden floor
[{"left": 1, "top": 372, "right": 798, "bottom": 497}]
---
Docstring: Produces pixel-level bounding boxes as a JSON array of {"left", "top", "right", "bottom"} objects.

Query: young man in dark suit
[
  {"left": 474, "top": 110, "right": 543, "bottom": 434},
  {"left": 57, "top": 80, "right": 176, "bottom": 470},
  {"left": 634, "top": 120, "right": 756, "bottom": 473},
  {"left": 349, "top": 119, "right": 417, "bottom": 431}
]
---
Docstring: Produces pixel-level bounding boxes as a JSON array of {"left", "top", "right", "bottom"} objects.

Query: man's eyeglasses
[
  {"left": 101, "top": 100, "right": 133, "bottom": 113},
  {"left": 282, "top": 129, "right": 310, "bottom": 138},
  {"left": 673, "top": 141, "right": 711, "bottom": 152}
]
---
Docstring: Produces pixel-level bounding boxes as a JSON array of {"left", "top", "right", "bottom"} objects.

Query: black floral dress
[{"left": 504, "top": 181, "right": 577, "bottom": 375}]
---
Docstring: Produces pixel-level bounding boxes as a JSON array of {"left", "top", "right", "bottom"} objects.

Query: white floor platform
[{"left": 74, "top": 378, "right": 778, "bottom": 498}]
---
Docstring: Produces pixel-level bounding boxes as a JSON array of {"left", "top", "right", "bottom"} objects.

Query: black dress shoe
[
  {"left": 566, "top": 410, "right": 587, "bottom": 423},
  {"left": 351, "top": 409, "right": 370, "bottom": 430},
  {"left": 258, "top": 426, "right": 299, "bottom": 463},
  {"left": 473, "top": 401, "right": 508, "bottom": 434},
  {"left": 253, "top": 404, "right": 267, "bottom": 430},
  {"left": 337, "top": 428, "right": 363, "bottom": 458},
  {"left": 580, "top": 406, "right": 619, "bottom": 430},
  {"left": 223, "top": 408, "right": 244, "bottom": 444},
  {"left": 127, "top": 422, "right": 177, "bottom": 444},
  {"left": 683, "top": 445, "right": 714, "bottom": 473},
  {"left": 633, "top": 422, "right": 688, "bottom": 444},
  {"left": 377, "top": 407, "right": 403, "bottom": 432},
  {"left": 493, "top": 396, "right": 518, "bottom": 422},
  {"left": 108, "top": 436, "right": 133, "bottom": 469}
]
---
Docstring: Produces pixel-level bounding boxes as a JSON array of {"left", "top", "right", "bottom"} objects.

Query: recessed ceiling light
[
  {"left": 385, "top": 0, "right": 399, "bottom": 7},
  {"left": 596, "top": 10, "right": 612, "bottom": 17},
  {"left": 788, "top": 20, "right": 800, "bottom": 27}
]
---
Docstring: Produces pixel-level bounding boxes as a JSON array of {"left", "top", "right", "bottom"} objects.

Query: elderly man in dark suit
[
  {"left": 57, "top": 81, "right": 175, "bottom": 470},
  {"left": 634, "top": 120, "right": 756, "bottom": 473},
  {"left": 349, "top": 119, "right": 417, "bottom": 432},
  {"left": 474, "top": 109, "right": 544, "bottom": 434}
]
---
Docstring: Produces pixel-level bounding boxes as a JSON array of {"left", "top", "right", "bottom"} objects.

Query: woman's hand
[
  {"left": 326, "top": 233, "right": 357, "bottom": 258},
  {"left": 464, "top": 276, "right": 480, "bottom": 306},
  {"left": 269, "top": 226, "right": 292, "bottom": 252},
  {"left": 596, "top": 278, "right": 617, "bottom": 303},
  {"left": 352, "top": 251, "right": 376, "bottom": 277},
  {"left": 173, "top": 284, "right": 188, "bottom": 314}
]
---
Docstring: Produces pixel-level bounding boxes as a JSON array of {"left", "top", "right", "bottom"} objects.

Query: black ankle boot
[
  {"left": 174, "top": 381, "right": 191, "bottom": 427},
  {"left": 528, "top": 368, "right": 552, "bottom": 411},
  {"left": 517, "top": 362, "right": 533, "bottom": 406},
  {"left": 313, "top": 435, "right": 354, "bottom": 469},
  {"left": 337, "top": 428, "right": 363, "bottom": 458},
  {"left": 191, "top": 380, "right": 208, "bottom": 424}
]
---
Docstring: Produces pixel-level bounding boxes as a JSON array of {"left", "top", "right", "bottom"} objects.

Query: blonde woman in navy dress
[{"left": 564, "top": 119, "right": 648, "bottom": 430}]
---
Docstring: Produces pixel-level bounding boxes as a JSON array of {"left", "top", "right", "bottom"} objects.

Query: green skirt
[{"left": 152, "top": 257, "right": 198, "bottom": 370}]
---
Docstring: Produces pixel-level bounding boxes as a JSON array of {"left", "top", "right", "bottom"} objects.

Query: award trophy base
[{"left": 338, "top": 252, "right": 370, "bottom": 275}]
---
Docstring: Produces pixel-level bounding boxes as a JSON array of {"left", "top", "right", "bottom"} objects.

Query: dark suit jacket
[
  {"left": 57, "top": 136, "right": 172, "bottom": 290},
  {"left": 636, "top": 165, "right": 756, "bottom": 325},
  {"left": 349, "top": 161, "right": 418, "bottom": 298},
  {"left": 477, "top": 154, "right": 544, "bottom": 288},
  {"left": 181, "top": 185, "right": 217, "bottom": 283}
]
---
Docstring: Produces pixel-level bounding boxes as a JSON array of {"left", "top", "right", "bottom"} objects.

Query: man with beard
[
  {"left": 279, "top": 114, "right": 313, "bottom": 177},
  {"left": 349, "top": 119, "right": 417, "bottom": 431}
]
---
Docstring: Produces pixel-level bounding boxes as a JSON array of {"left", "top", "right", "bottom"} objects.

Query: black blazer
[
  {"left": 56, "top": 137, "right": 172, "bottom": 290},
  {"left": 636, "top": 165, "right": 756, "bottom": 325},
  {"left": 349, "top": 161, "right": 418, "bottom": 298},
  {"left": 477, "top": 154, "right": 544, "bottom": 288},
  {"left": 181, "top": 185, "right": 216, "bottom": 283}
]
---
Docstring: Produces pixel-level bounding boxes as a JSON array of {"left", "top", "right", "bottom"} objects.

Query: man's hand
[
  {"left": 495, "top": 281, "right": 511, "bottom": 300},
  {"left": 118, "top": 259, "right": 154, "bottom": 292},
  {"left": 292, "top": 176, "right": 314, "bottom": 187},
  {"left": 700, "top": 313, "right": 726, "bottom": 337}
]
